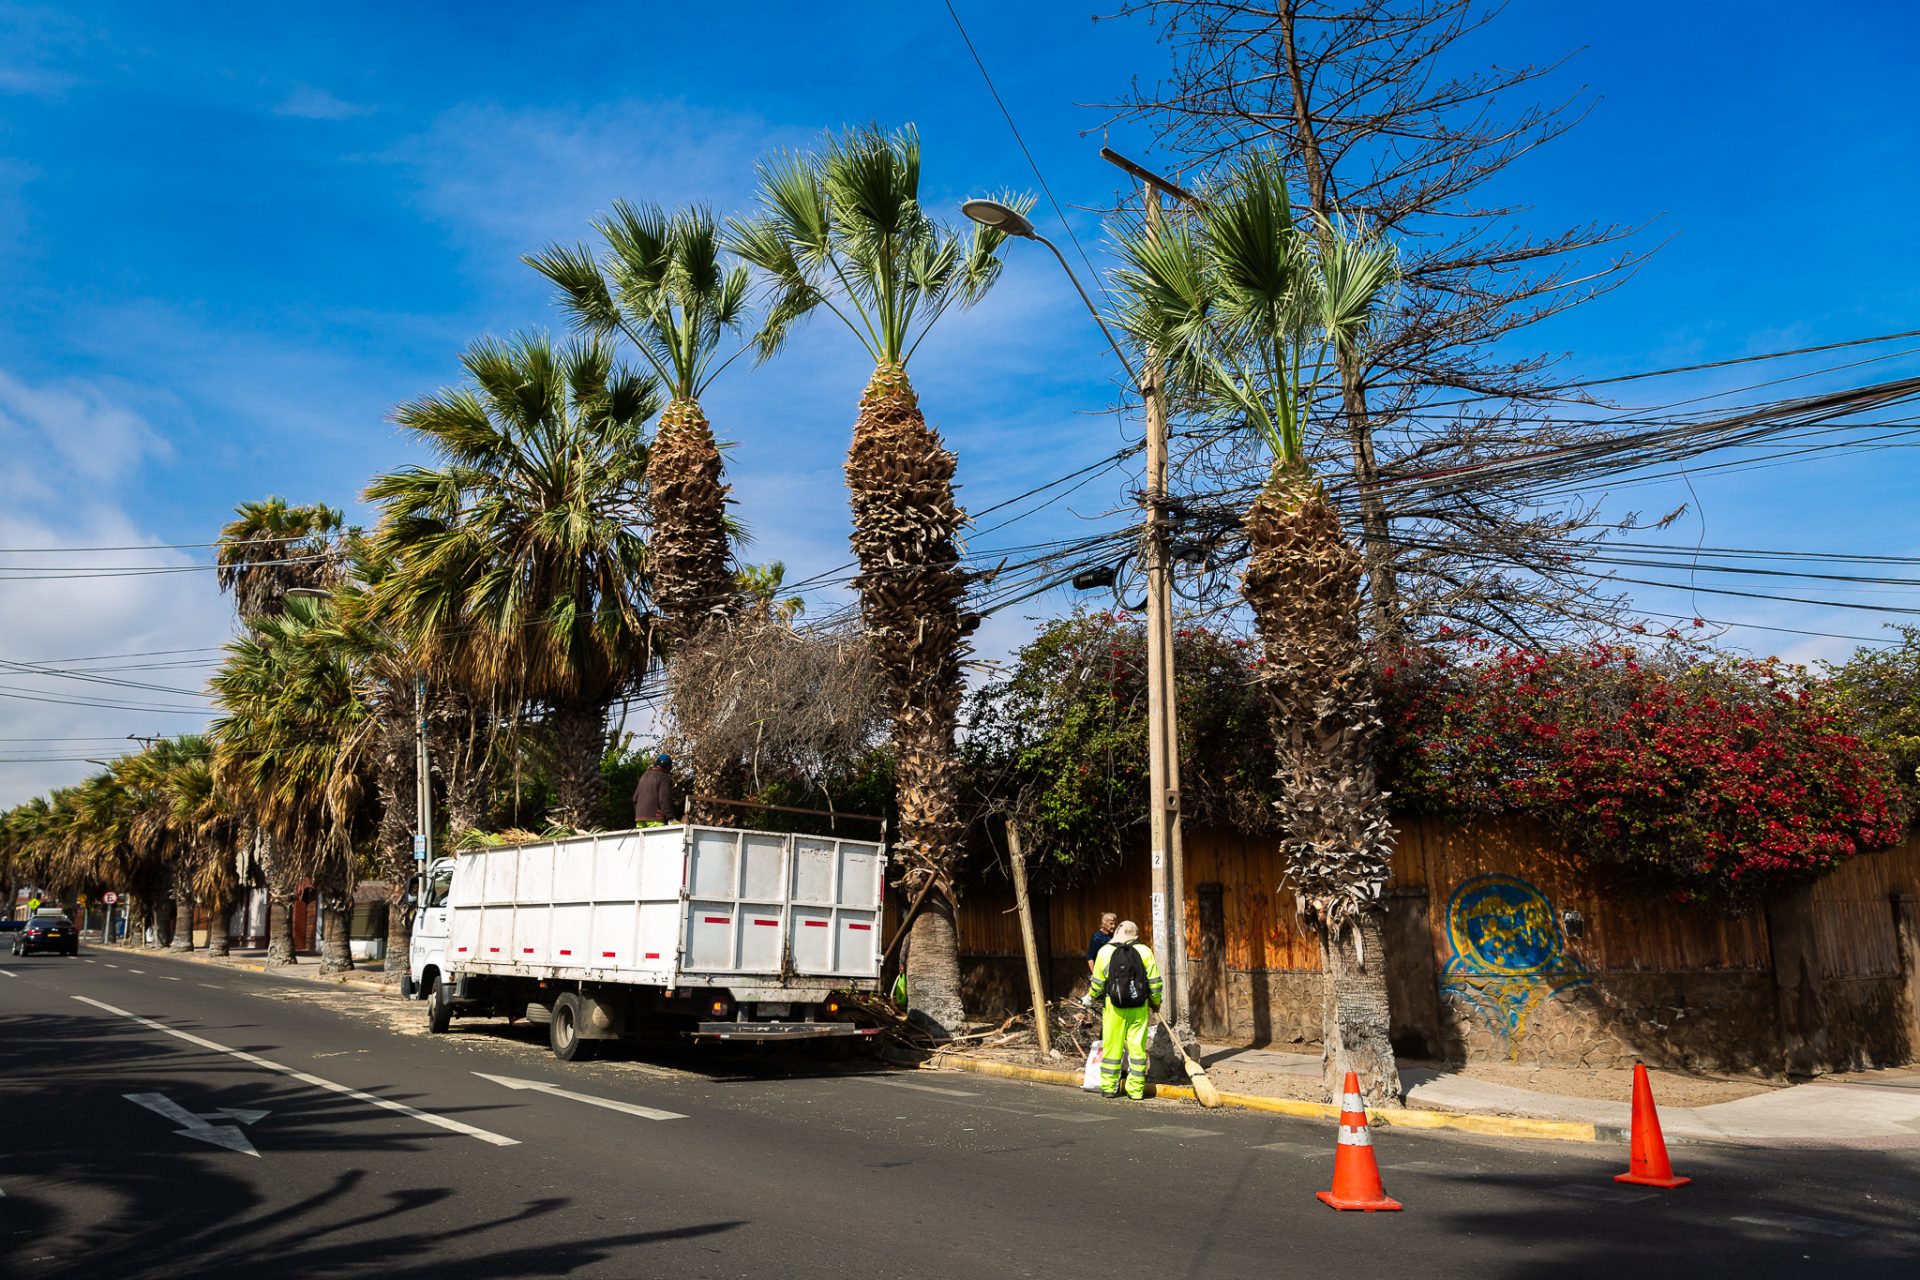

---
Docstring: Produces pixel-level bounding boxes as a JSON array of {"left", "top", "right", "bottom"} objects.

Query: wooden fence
[{"left": 958, "top": 816, "right": 1920, "bottom": 980}]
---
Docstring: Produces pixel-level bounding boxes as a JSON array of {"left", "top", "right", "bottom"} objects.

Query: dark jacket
[
  {"left": 632, "top": 765, "right": 675, "bottom": 823},
  {"left": 1086, "top": 928, "right": 1113, "bottom": 965}
]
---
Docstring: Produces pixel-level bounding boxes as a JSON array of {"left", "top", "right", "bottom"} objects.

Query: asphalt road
[{"left": 4, "top": 949, "right": 1918, "bottom": 1279}]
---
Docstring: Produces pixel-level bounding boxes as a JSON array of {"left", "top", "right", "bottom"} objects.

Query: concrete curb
[
  {"left": 113, "top": 947, "right": 401, "bottom": 996},
  {"left": 924, "top": 1054, "right": 1604, "bottom": 1145}
]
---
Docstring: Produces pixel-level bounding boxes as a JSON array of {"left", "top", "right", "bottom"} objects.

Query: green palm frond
[
  {"left": 728, "top": 124, "right": 1031, "bottom": 367},
  {"left": 1107, "top": 149, "right": 1400, "bottom": 470}
]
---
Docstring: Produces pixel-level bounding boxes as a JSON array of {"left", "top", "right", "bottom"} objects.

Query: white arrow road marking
[
  {"left": 123, "top": 1092, "right": 263, "bottom": 1157},
  {"left": 473, "top": 1073, "right": 686, "bottom": 1121},
  {"left": 73, "top": 996, "right": 518, "bottom": 1147}
]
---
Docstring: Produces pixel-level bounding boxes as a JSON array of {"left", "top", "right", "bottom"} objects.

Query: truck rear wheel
[
  {"left": 550, "top": 992, "right": 593, "bottom": 1062},
  {"left": 425, "top": 975, "right": 453, "bottom": 1034}
]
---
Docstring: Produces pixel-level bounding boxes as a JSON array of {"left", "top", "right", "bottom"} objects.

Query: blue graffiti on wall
[{"left": 1439, "top": 874, "right": 1588, "bottom": 1054}]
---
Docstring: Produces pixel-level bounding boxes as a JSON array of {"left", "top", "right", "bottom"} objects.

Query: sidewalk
[
  {"left": 92, "top": 940, "right": 402, "bottom": 995},
  {"left": 1201, "top": 1042, "right": 1920, "bottom": 1149}
]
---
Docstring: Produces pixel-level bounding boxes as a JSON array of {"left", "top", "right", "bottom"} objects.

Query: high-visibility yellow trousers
[{"left": 1099, "top": 1000, "right": 1152, "bottom": 1099}]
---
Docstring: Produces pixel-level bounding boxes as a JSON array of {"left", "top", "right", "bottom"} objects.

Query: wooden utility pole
[
  {"left": 1138, "top": 185, "right": 1189, "bottom": 1033},
  {"left": 1005, "top": 819, "right": 1050, "bottom": 1058}
]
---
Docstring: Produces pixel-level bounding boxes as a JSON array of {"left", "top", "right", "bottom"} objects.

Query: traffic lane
[
  {"left": 21, "top": 954, "right": 1920, "bottom": 1277},
  {"left": 601, "top": 1068, "right": 1920, "bottom": 1280},
  {"left": 0, "top": 968, "right": 746, "bottom": 1280}
]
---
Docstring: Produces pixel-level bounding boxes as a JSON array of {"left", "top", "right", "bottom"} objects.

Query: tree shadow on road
[{"left": 1, "top": 1010, "right": 746, "bottom": 1279}]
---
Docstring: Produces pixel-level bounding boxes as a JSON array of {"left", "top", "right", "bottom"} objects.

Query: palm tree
[
  {"left": 211, "top": 596, "right": 369, "bottom": 973},
  {"left": 216, "top": 497, "right": 346, "bottom": 964},
  {"left": 530, "top": 203, "right": 753, "bottom": 818},
  {"left": 729, "top": 125, "right": 1029, "bottom": 1034},
  {"left": 367, "top": 334, "right": 659, "bottom": 830},
  {"left": 1113, "top": 153, "right": 1404, "bottom": 1103}
]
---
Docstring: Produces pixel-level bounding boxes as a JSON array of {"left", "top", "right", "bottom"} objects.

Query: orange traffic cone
[
  {"left": 1316, "top": 1072, "right": 1403, "bottom": 1212},
  {"left": 1614, "top": 1062, "right": 1691, "bottom": 1188}
]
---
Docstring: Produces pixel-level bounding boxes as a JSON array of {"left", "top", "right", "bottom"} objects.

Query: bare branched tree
[
  {"left": 1104, "top": 0, "right": 1660, "bottom": 644},
  {"left": 663, "top": 608, "right": 889, "bottom": 800}
]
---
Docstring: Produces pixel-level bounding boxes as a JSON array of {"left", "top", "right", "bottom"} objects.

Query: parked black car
[{"left": 12, "top": 915, "right": 78, "bottom": 956}]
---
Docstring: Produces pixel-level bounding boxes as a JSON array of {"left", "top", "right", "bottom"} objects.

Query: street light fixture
[{"left": 960, "top": 199, "right": 1139, "bottom": 392}]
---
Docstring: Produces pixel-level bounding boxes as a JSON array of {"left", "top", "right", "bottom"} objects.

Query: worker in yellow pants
[{"left": 1086, "top": 920, "right": 1163, "bottom": 1099}]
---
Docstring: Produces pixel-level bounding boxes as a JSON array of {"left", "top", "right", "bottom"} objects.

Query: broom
[{"left": 1159, "top": 1013, "right": 1223, "bottom": 1109}]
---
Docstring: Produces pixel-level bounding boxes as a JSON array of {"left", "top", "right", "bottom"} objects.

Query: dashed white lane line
[
  {"left": 198, "top": 983, "right": 221, "bottom": 989},
  {"left": 127, "top": 969, "right": 145, "bottom": 974},
  {"left": 71, "top": 995, "right": 519, "bottom": 1147},
  {"left": 1547, "top": 1184, "right": 1656, "bottom": 1204},
  {"left": 0, "top": 970, "right": 16, "bottom": 978},
  {"left": 104, "top": 964, "right": 120, "bottom": 969},
  {"left": 857, "top": 1078, "right": 980, "bottom": 1098},
  {"left": 160, "top": 976, "right": 181, "bottom": 982},
  {"left": 1136, "top": 1124, "right": 1223, "bottom": 1138},
  {"left": 1732, "top": 1212, "right": 1864, "bottom": 1238}
]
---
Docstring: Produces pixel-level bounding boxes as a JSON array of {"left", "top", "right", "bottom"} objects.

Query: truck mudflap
[{"left": 693, "top": 1021, "right": 880, "bottom": 1042}]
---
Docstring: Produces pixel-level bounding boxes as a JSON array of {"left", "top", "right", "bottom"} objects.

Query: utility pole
[
  {"left": 415, "top": 675, "right": 434, "bottom": 867},
  {"left": 1138, "top": 184, "right": 1191, "bottom": 1040}
]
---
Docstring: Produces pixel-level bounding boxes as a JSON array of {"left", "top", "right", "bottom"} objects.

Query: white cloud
[
  {"left": 0, "top": 369, "right": 168, "bottom": 495},
  {"left": 274, "top": 84, "right": 374, "bottom": 121},
  {"left": 386, "top": 99, "right": 815, "bottom": 267},
  {"left": 0, "top": 371, "right": 229, "bottom": 807}
]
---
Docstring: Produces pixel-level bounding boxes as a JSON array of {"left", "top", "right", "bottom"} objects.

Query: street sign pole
[{"left": 415, "top": 675, "right": 433, "bottom": 864}]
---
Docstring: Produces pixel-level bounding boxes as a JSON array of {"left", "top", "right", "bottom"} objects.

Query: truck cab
[{"left": 403, "top": 857, "right": 455, "bottom": 1001}]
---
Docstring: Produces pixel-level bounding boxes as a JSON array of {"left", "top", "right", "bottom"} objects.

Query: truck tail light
[{"left": 710, "top": 997, "right": 730, "bottom": 1018}]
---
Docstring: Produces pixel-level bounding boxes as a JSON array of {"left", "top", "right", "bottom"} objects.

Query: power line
[{"left": 941, "top": 0, "right": 1106, "bottom": 291}]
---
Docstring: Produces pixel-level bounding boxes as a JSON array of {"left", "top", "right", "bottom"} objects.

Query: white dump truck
[{"left": 404, "top": 823, "right": 887, "bottom": 1060}]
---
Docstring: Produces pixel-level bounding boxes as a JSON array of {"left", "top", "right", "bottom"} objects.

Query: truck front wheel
[
  {"left": 425, "top": 975, "right": 453, "bottom": 1034},
  {"left": 550, "top": 992, "right": 593, "bottom": 1062}
]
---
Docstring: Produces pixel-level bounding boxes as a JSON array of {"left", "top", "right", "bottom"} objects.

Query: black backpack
[{"left": 1105, "top": 941, "right": 1149, "bottom": 1009}]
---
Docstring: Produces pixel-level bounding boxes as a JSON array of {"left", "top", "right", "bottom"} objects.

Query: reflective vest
[{"left": 1088, "top": 939, "right": 1164, "bottom": 1009}]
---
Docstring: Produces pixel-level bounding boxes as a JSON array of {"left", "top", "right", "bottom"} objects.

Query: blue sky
[{"left": 2, "top": 1, "right": 1916, "bottom": 801}]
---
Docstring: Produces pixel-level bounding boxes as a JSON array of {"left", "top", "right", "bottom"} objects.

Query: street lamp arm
[{"left": 1028, "top": 231, "right": 1147, "bottom": 396}]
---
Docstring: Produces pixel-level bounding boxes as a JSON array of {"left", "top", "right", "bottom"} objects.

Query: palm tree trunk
[
  {"left": 1244, "top": 468, "right": 1402, "bottom": 1104},
  {"left": 375, "top": 727, "right": 417, "bottom": 975},
  {"left": 651, "top": 397, "right": 735, "bottom": 650},
  {"left": 168, "top": 868, "right": 194, "bottom": 952},
  {"left": 316, "top": 864, "right": 354, "bottom": 973},
  {"left": 433, "top": 686, "right": 490, "bottom": 837},
  {"left": 845, "top": 363, "right": 973, "bottom": 1036},
  {"left": 547, "top": 700, "right": 609, "bottom": 830},
  {"left": 205, "top": 891, "right": 231, "bottom": 957},
  {"left": 385, "top": 886, "right": 412, "bottom": 976},
  {"left": 258, "top": 833, "right": 300, "bottom": 965},
  {"left": 904, "top": 890, "right": 965, "bottom": 1034},
  {"left": 266, "top": 895, "right": 296, "bottom": 965}
]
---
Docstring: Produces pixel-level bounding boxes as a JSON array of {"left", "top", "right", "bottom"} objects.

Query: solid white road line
[
  {"left": 472, "top": 1072, "right": 686, "bottom": 1121},
  {"left": 72, "top": 996, "right": 519, "bottom": 1147}
]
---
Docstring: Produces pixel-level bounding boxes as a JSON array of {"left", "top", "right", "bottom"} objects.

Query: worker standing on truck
[
  {"left": 632, "top": 753, "right": 675, "bottom": 826},
  {"left": 1086, "top": 920, "right": 1162, "bottom": 1100}
]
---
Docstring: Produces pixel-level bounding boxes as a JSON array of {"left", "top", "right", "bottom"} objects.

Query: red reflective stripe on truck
[
  {"left": 848, "top": 923, "right": 873, "bottom": 931},
  {"left": 522, "top": 948, "right": 533, "bottom": 954},
  {"left": 559, "top": 949, "right": 572, "bottom": 956},
  {"left": 489, "top": 947, "right": 499, "bottom": 952},
  {"left": 457, "top": 946, "right": 468, "bottom": 952},
  {"left": 703, "top": 916, "right": 729, "bottom": 924},
  {"left": 803, "top": 920, "right": 828, "bottom": 928},
  {"left": 753, "top": 918, "right": 778, "bottom": 927},
  {"left": 601, "top": 951, "right": 616, "bottom": 958},
  {"left": 644, "top": 952, "right": 660, "bottom": 959}
]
